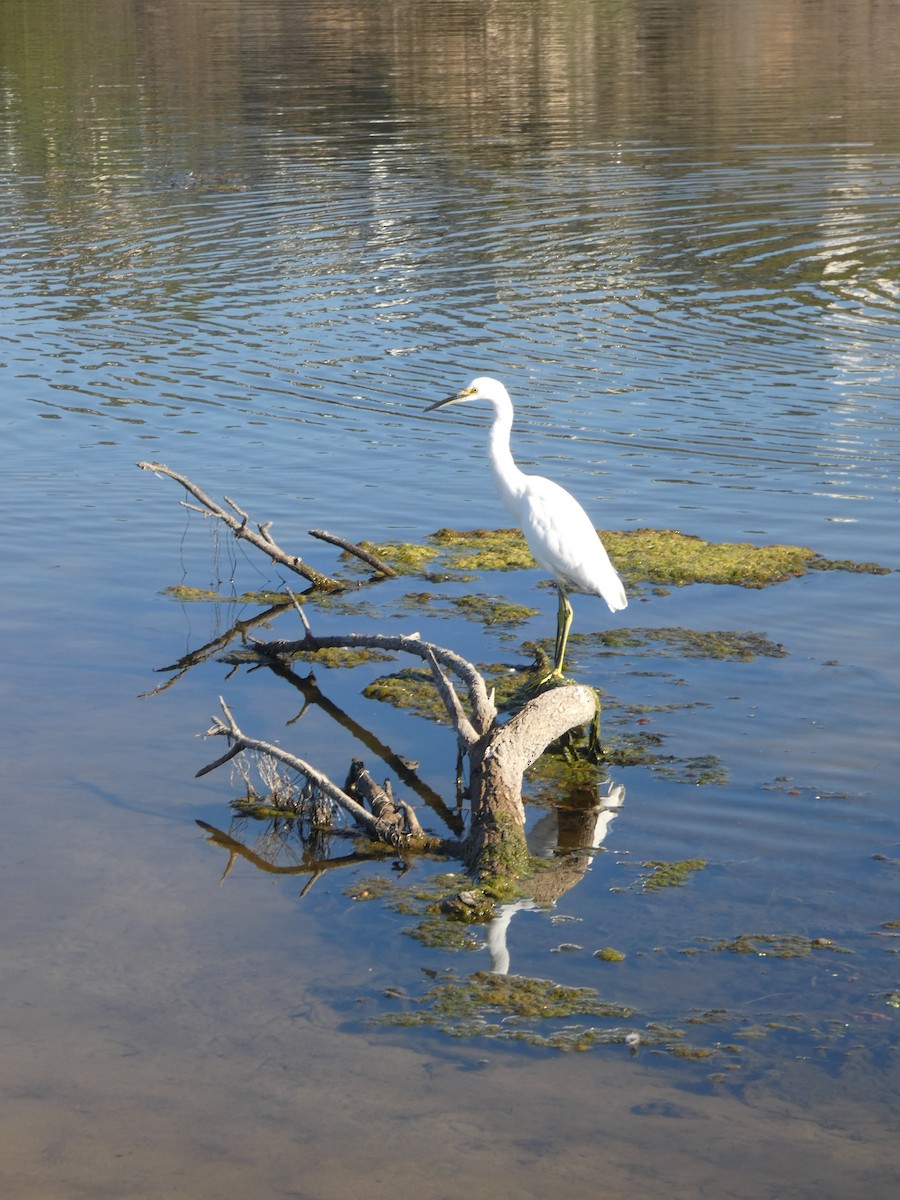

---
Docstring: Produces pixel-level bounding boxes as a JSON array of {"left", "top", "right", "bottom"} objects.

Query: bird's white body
[
  {"left": 427, "top": 376, "right": 626, "bottom": 677},
  {"left": 485, "top": 396, "right": 627, "bottom": 608}
]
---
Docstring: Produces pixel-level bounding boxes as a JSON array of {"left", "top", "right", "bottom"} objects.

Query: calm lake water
[{"left": 2, "top": 0, "right": 899, "bottom": 1196}]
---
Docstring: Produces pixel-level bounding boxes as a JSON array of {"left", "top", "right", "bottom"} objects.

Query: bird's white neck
[{"left": 486, "top": 395, "right": 527, "bottom": 517}]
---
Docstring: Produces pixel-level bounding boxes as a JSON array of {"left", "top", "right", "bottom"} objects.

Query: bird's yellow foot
[
  {"left": 525, "top": 642, "right": 570, "bottom": 689},
  {"left": 532, "top": 667, "right": 570, "bottom": 691}
]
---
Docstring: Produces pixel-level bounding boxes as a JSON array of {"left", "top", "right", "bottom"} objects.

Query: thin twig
[
  {"left": 285, "top": 588, "right": 312, "bottom": 634},
  {"left": 223, "top": 495, "right": 249, "bottom": 523},
  {"left": 308, "top": 528, "right": 397, "bottom": 577},
  {"left": 425, "top": 647, "right": 479, "bottom": 747}
]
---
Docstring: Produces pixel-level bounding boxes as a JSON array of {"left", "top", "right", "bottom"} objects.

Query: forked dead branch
[
  {"left": 139, "top": 462, "right": 603, "bottom": 883},
  {"left": 137, "top": 460, "right": 395, "bottom": 589}
]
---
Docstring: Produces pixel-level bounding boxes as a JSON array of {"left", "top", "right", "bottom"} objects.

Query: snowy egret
[{"left": 426, "top": 377, "right": 627, "bottom": 680}]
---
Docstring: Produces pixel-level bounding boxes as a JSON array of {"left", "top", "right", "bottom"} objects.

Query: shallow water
[{"left": 2, "top": 1, "right": 899, "bottom": 1196}]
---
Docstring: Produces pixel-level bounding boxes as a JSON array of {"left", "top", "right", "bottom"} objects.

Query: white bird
[{"left": 427, "top": 376, "right": 626, "bottom": 680}]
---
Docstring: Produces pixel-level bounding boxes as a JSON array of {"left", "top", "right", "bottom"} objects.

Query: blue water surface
[{"left": 1, "top": 1, "right": 899, "bottom": 1196}]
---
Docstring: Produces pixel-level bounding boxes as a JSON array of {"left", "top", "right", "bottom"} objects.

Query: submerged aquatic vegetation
[
  {"left": 163, "top": 584, "right": 290, "bottom": 605},
  {"left": 344, "top": 872, "right": 492, "bottom": 950},
  {"left": 373, "top": 971, "right": 735, "bottom": 1058},
  {"left": 360, "top": 527, "right": 889, "bottom": 588},
  {"left": 423, "top": 972, "right": 633, "bottom": 1020},
  {"left": 596, "top": 729, "right": 727, "bottom": 786},
  {"left": 355, "top": 539, "right": 441, "bottom": 575},
  {"left": 429, "top": 527, "right": 536, "bottom": 572},
  {"left": 405, "top": 917, "right": 484, "bottom": 951},
  {"left": 650, "top": 756, "right": 728, "bottom": 786},
  {"left": 401, "top": 591, "right": 538, "bottom": 629},
  {"left": 613, "top": 528, "right": 889, "bottom": 586},
  {"left": 362, "top": 667, "right": 449, "bottom": 722},
  {"left": 449, "top": 593, "right": 538, "bottom": 628},
  {"left": 598, "top": 528, "right": 881, "bottom": 588},
  {"left": 587, "top": 627, "right": 788, "bottom": 661},
  {"left": 703, "top": 933, "right": 849, "bottom": 958},
  {"left": 345, "top": 876, "right": 398, "bottom": 903},
  {"left": 638, "top": 859, "right": 708, "bottom": 891},
  {"left": 288, "top": 646, "right": 396, "bottom": 669}
]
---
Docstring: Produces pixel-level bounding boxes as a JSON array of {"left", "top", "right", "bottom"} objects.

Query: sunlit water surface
[{"left": 2, "top": 1, "right": 899, "bottom": 1196}]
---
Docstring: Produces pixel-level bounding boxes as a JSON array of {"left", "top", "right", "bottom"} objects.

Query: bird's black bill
[{"left": 425, "top": 385, "right": 477, "bottom": 412}]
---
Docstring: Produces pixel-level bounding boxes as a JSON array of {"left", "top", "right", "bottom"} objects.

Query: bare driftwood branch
[
  {"left": 200, "top": 698, "right": 451, "bottom": 854},
  {"left": 236, "top": 630, "right": 600, "bottom": 878},
  {"left": 308, "top": 528, "right": 397, "bottom": 577},
  {"left": 140, "top": 463, "right": 604, "bottom": 886},
  {"left": 285, "top": 589, "right": 312, "bottom": 634},
  {"left": 344, "top": 760, "right": 431, "bottom": 842},
  {"left": 144, "top": 593, "right": 463, "bottom": 833},
  {"left": 471, "top": 684, "right": 598, "bottom": 825},
  {"left": 201, "top": 676, "right": 599, "bottom": 879},
  {"left": 137, "top": 461, "right": 344, "bottom": 592},
  {"left": 424, "top": 646, "right": 480, "bottom": 747}
]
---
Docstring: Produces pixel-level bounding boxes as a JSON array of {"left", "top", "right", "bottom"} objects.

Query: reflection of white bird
[
  {"left": 527, "top": 783, "right": 627, "bottom": 861},
  {"left": 427, "top": 377, "right": 626, "bottom": 679},
  {"left": 486, "top": 782, "right": 625, "bottom": 974},
  {"left": 485, "top": 899, "right": 540, "bottom": 975}
]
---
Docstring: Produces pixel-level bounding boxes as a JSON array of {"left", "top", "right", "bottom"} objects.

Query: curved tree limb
[
  {"left": 235, "top": 631, "right": 600, "bottom": 879},
  {"left": 470, "top": 684, "right": 599, "bottom": 824},
  {"left": 462, "top": 684, "right": 599, "bottom": 878}
]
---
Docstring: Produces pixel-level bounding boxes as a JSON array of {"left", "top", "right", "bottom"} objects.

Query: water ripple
[{"left": 3, "top": 128, "right": 898, "bottom": 560}]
